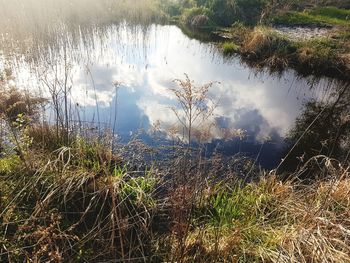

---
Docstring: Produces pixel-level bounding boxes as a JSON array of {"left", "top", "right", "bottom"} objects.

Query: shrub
[
  {"left": 195, "top": 0, "right": 269, "bottom": 26},
  {"left": 165, "top": 2, "right": 183, "bottom": 17},
  {"left": 180, "top": 7, "right": 212, "bottom": 26}
]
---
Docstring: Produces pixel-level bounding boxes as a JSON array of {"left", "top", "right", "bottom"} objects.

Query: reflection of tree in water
[{"left": 279, "top": 83, "right": 350, "bottom": 178}]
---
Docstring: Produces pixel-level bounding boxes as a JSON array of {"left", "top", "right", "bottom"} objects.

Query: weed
[{"left": 170, "top": 74, "right": 218, "bottom": 146}]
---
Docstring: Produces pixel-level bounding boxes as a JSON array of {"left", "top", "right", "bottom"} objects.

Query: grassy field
[{"left": 272, "top": 7, "right": 350, "bottom": 27}]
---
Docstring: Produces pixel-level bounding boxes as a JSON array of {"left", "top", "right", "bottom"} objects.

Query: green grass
[
  {"left": 0, "top": 138, "right": 158, "bottom": 261},
  {"left": 273, "top": 7, "right": 350, "bottom": 27},
  {"left": 222, "top": 42, "right": 240, "bottom": 55},
  {"left": 309, "top": 6, "right": 350, "bottom": 21},
  {"left": 339, "top": 30, "right": 350, "bottom": 40}
]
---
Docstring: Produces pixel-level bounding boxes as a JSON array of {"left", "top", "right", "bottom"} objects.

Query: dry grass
[
  {"left": 163, "top": 156, "right": 350, "bottom": 262},
  {"left": 241, "top": 26, "right": 294, "bottom": 69},
  {"left": 0, "top": 136, "right": 160, "bottom": 262},
  {"left": 0, "top": 0, "right": 164, "bottom": 58},
  {"left": 1, "top": 141, "right": 350, "bottom": 262}
]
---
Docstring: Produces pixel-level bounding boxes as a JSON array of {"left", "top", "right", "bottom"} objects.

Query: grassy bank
[
  {"left": 216, "top": 25, "right": 350, "bottom": 79},
  {"left": 1, "top": 77, "right": 350, "bottom": 262},
  {"left": 160, "top": 1, "right": 350, "bottom": 27},
  {"left": 159, "top": 2, "right": 350, "bottom": 80},
  {"left": 215, "top": 6, "right": 350, "bottom": 80}
]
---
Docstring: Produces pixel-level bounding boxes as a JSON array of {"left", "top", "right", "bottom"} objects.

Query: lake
[{"left": 1, "top": 23, "right": 336, "bottom": 168}]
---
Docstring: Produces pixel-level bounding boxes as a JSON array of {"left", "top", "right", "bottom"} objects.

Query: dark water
[{"left": 1, "top": 24, "right": 336, "bottom": 168}]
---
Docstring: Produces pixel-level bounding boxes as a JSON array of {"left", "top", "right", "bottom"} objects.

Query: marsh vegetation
[{"left": 0, "top": 0, "right": 349, "bottom": 262}]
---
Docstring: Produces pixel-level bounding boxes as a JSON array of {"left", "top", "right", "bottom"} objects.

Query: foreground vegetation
[{"left": 0, "top": 80, "right": 349, "bottom": 262}]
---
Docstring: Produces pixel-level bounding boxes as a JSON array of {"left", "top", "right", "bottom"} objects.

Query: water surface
[{"left": 2, "top": 24, "right": 335, "bottom": 168}]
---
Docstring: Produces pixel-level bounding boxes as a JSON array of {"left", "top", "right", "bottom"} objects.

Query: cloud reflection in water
[{"left": 11, "top": 24, "right": 333, "bottom": 167}]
